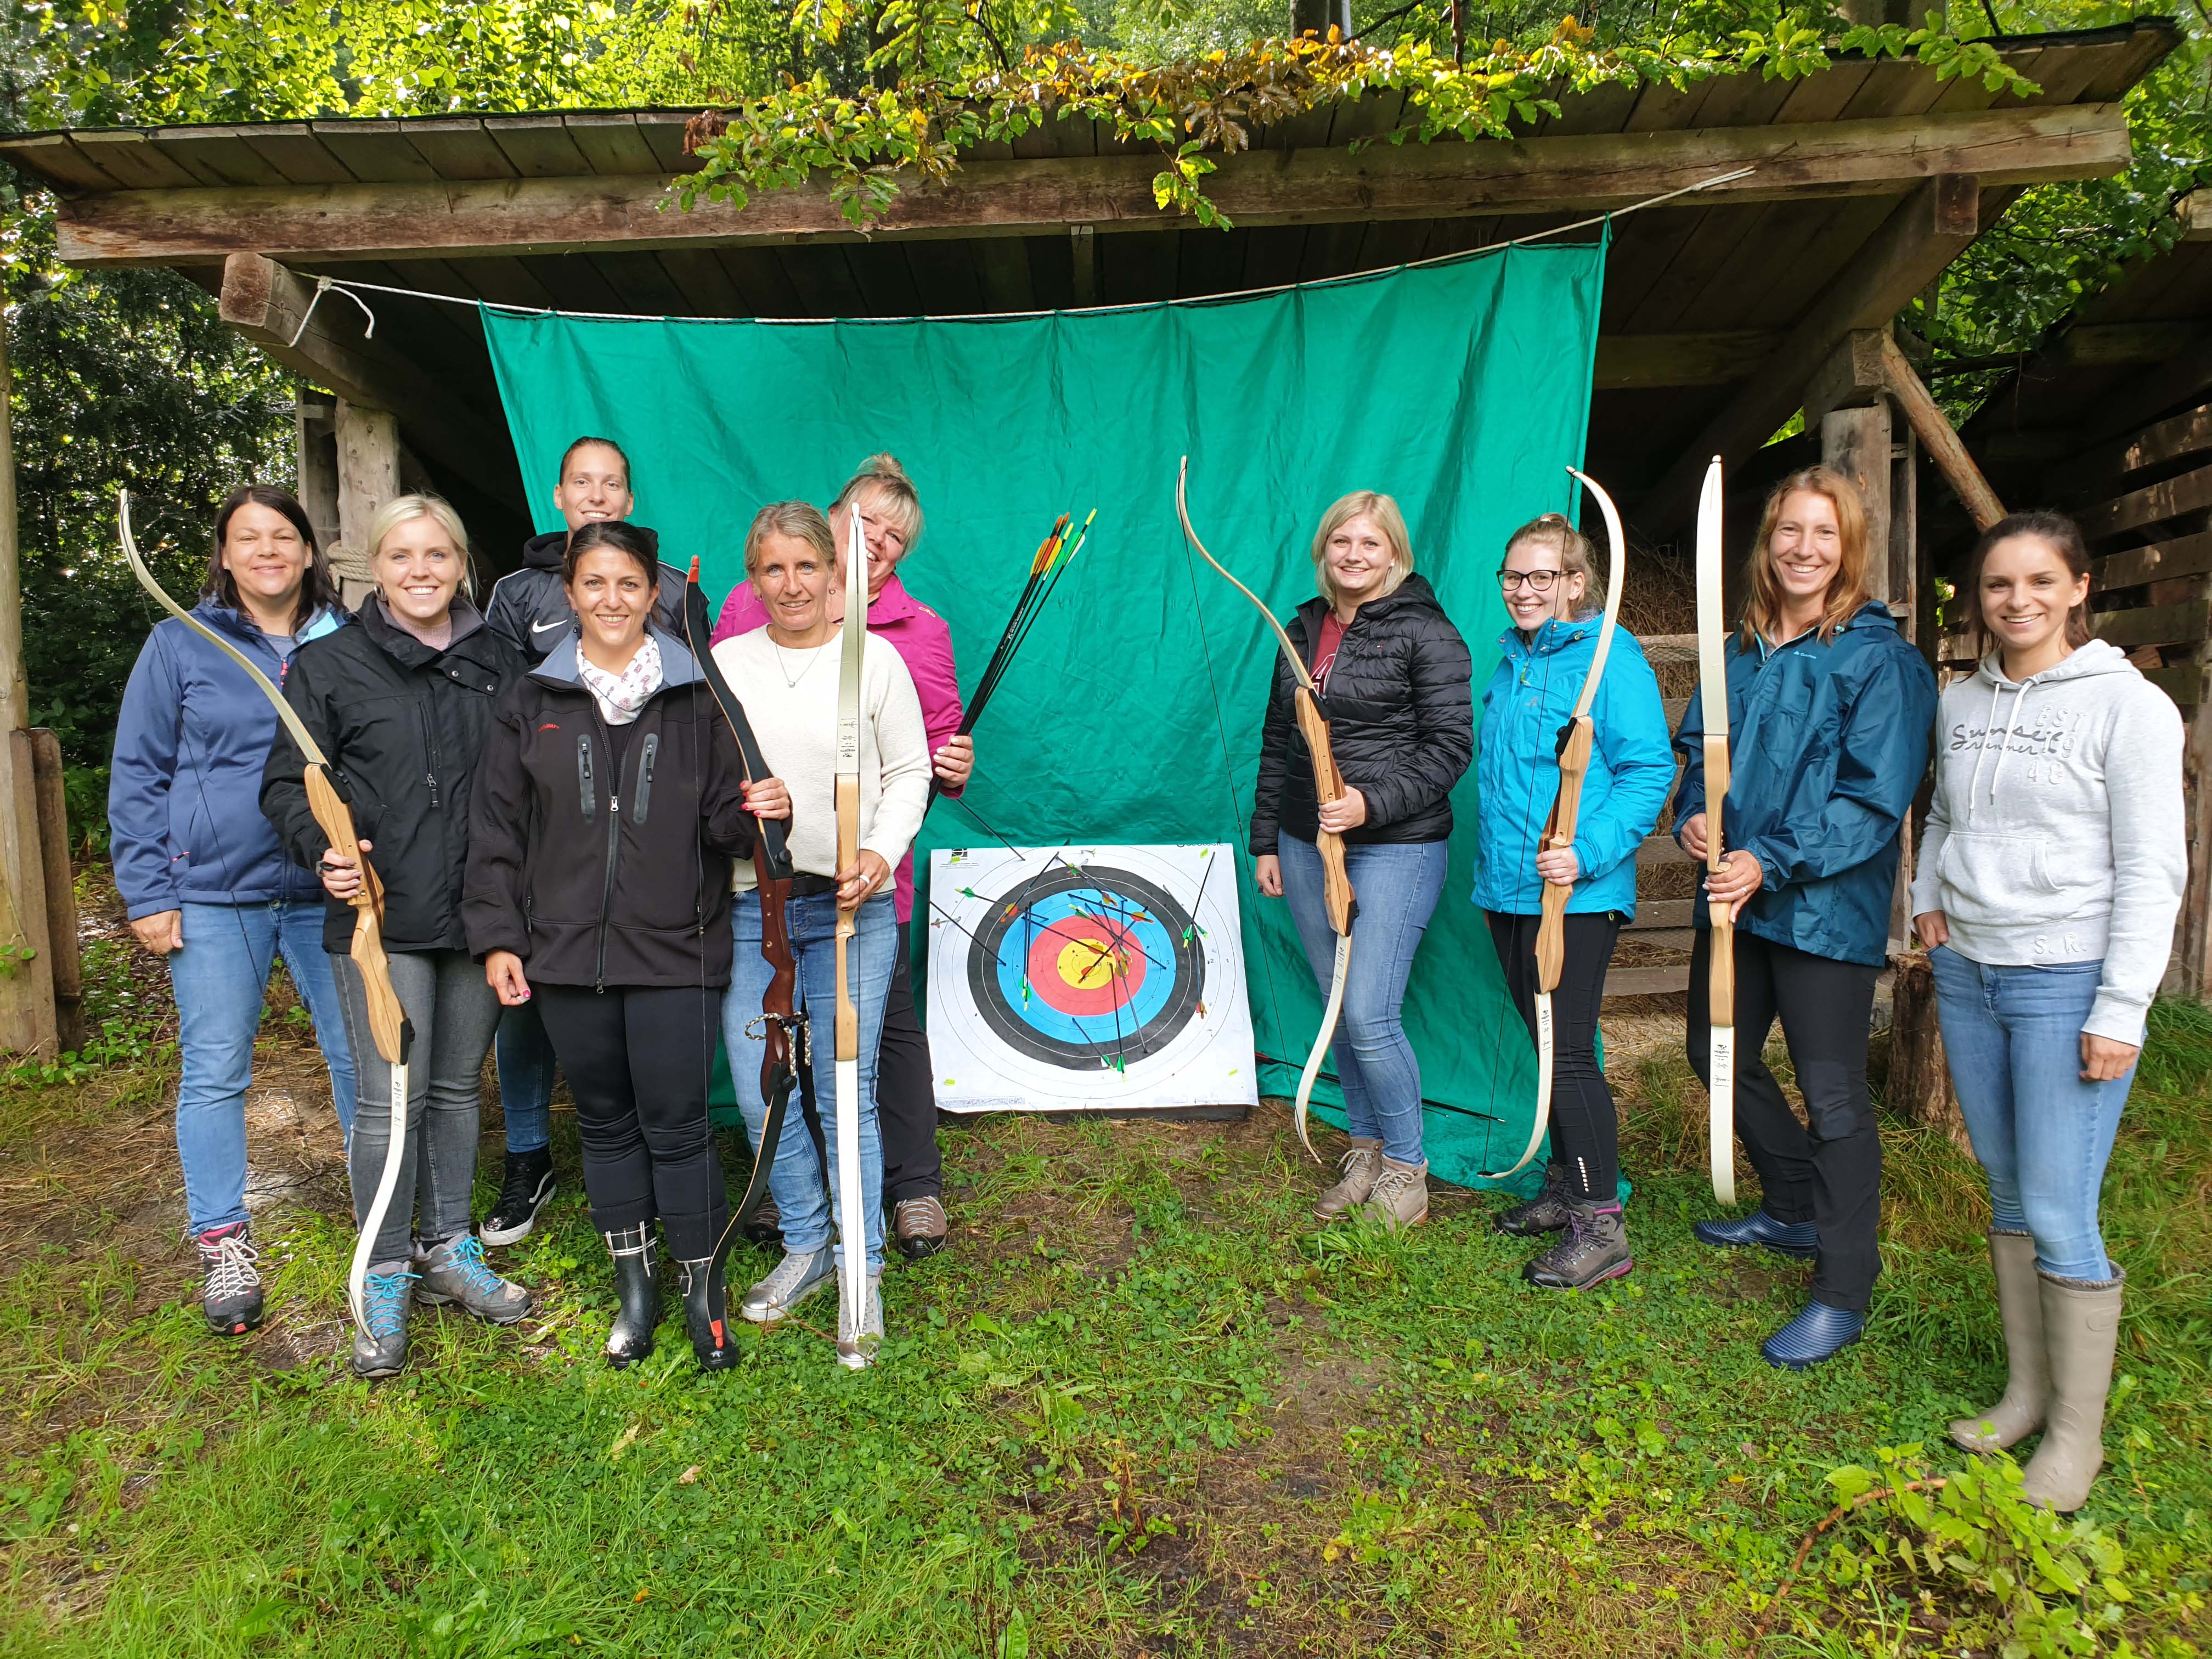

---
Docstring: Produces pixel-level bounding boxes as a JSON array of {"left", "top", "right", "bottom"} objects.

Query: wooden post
[
  {"left": 1888, "top": 952, "right": 1968, "bottom": 1149},
  {"left": 1823, "top": 402, "right": 1894, "bottom": 594},
  {"left": 1879, "top": 332, "right": 2006, "bottom": 531},
  {"left": 332, "top": 399, "right": 399, "bottom": 607},
  {"left": 297, "top": 396, "right": 342, "bottom": 557},
  {"left": 29, "top": 731, "right": 81, "bottom": 1053}
]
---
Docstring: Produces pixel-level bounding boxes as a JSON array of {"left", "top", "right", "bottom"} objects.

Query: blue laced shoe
[
  {"left": 1695, "top": 1210, "right": 1819, "bottom": 1260},
  {"left": 352, "top": 1268, "right": 419, "bottom": 1378},
  {"left": 417, "top": 1234, "right": 532, "bottom": 1324},
  {"left": 1761, "top": 1300, "right": 1865, "bottom": 1370}
]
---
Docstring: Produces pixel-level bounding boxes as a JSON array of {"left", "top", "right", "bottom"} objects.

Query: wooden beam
[
  {"left": 218, "top": 253, "right": 520, "bottom": 505},
  {"left": 1640, "top": 175, "right": 1985, "bottom": 539},
  {"left": 1879, "top": 331, "right": 2005, "bottom": 529},
  {"left": 1802, "top": 328, "right": 1888, "bottom": 429},
  {"left": 1594, "top": 331, "right": 1780, "bottom": 388},
  {"left": 2092, "top": 528, "right": 2212, "bottom": 594},
  {"left": 1824, "top": 402, "right": 1894, "bottom": 596},
  {"left": 54, "top": 105, "right": 2129, "bottom": 267},
  {"left": 2078, "top": 459, "right": 2212, "bottom": 541}
]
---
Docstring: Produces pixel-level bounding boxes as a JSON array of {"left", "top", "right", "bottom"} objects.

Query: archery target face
[{"left": 928, "top": 844, "right": 1259, "bottom": 1113}]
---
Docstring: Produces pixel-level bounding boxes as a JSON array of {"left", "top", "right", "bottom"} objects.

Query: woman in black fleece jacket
[{"left": 1250, "top": 491, "right": 1473, "bottom": 1231}]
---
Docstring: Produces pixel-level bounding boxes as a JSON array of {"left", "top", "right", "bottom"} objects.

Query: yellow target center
[{"left": 1056, "top": 936, "right": 1125, "bottom": 990}]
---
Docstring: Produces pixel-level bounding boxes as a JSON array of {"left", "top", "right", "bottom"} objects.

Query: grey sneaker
[
  {"left": 893, "top": 1197, "right": 948, "bottom": 1260},
  {"left": 837, "top": 1270, "right": 884, "bottom": 1371},
  {"left": 197, "top": 1222, "right": 264, "bottom": 1335},
  {"left": 740, "top": 1246, "right": 834, "bottom": 1324},
  {"left": 1359, "top": 1156, "right": 1430, "bottom": 1228},
  {"left": 1314, "top": 1138, "right": 1384, "bottom": 1222},
  {"left": 351, "top": 1265, "right": 417, "bottom": 1378},
  {"left": 415, "top": 1233, "right": 532, "bottom": 1324},
  {"left": 1493, "top": 1164, "right": 1573, "bottom": 1237},
  {"left": 1522, "top": 1201, "right": 1633, "bottom": 1289}
]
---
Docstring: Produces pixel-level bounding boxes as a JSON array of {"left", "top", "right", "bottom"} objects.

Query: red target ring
[{"left": 1024, "top": 913, "right": 1149, "bottom": 1017}]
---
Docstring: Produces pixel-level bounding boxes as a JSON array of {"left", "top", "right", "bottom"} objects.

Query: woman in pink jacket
[{"left": 713, "top": 454, "right": 972, "bottom": 1258}]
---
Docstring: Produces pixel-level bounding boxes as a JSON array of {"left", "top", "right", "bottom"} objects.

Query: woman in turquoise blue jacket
[{"left": 1475, "top": 512, "right": 1673, "bottom": 1290}]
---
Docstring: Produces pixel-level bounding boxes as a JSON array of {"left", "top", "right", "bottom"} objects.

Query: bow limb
[
  {"left": 122, "top": 492, "right": 413, "bottom": 1327},
  {"left": 1177, "top": 459, "right": 1353, "bottom": 1163},
  {"left": 1693, "top": 458, "right": 1738, "bottom": 1205}
]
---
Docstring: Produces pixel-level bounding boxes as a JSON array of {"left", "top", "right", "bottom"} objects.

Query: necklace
[{"left": 769, "top": 637, "right": 825, "bottom": 689}]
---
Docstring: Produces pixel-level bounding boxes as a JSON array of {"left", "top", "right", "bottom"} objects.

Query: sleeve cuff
[
  {"left": 125, "top": 895, "right": 180, "bottom": 921},
  {"left": 2085, "top": 990, "right": 2151, "bottom": 1047}
]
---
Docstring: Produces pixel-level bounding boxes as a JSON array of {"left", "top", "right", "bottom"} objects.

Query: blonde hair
[
  {"left": 1504, "top": 511, "right": 1604, "bottom": 618},
  {"left": 744, "top": 500, "right": 836, "bottom": 577},
  {"left": 831, "top": 453, "right": 923, "bottom": 552},
  {"left": 366, "top": 493, "right": 473, "bottom": 600},
  {"left": 1741, "top": 467, "right": 1874, "bottom": 646},
  {"left": 1310, "top": 491, "right": 1413, "bottom": 605}
]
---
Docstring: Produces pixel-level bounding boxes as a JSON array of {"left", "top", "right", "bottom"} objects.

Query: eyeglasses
[{"left": 1497, "top": 568, "right": 1564, "bottom": 592}]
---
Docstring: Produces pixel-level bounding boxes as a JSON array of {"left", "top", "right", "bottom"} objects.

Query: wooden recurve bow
[
  {"left": 1694, "top": 457, "right": 1738, "bottom": 1205},
  {"left": 830, "top": 513, "right": 874, "bottom": 1369}
]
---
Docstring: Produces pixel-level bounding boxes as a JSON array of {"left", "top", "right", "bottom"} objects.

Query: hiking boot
[
  {"left": 742, "top": 1196, "right": 784, "bottom": 1245},
  {"left": 479, "top": 1149, "right": 556, "bottom": 1246},
  {"left": 1761, "top": 1300, "right": 1865, "bottom": 1370},
  {"left": 1522, "top": 1201, "right": 1632, "bottom": 1290},
  {"left": 416, "top": 1233, "right": 532, "bottom": 1325},
  {"left": 676, "top": 1255, "right": 738, "bottom": 1371},
  {"left": 1358, "top": 1156, "right": 1429, "bottom": 1228},
  {"left": 1950, "top": 1231, "right": 2048, "bottom": 1453},
  {"left": 1314, "top": 1138, "right": 1384, "bottom": 1222},
  {"left": 1695, "top": 1209, "right": 1819, "bottom": 1260},
  {"left": 602, "top": 1224, "right": 659, "bottom": 1368},
  {"left": 2021, "top": 1269, "right": 2123, "bottom": 1513},
  {"left": 837, "top": 1271, "right": 884, "bottom": 1372},
  {"left": 351, "top": 1265, "right": 417, "bottom": 1378},
  {"left": 196, "top": 1221, "right": 264, "bottom": 1335},
  {"left": 893, "top": 1196, "right": 948, "bottom": 1260},
  {"left": 1493, "top": 1163, "right": 1573, "bottom": 1237},
  {"left": 740, "top": 1246, "right": 833, "bottom": 1324}
]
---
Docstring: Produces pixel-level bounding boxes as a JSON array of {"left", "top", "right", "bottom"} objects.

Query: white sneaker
[{"left": 837, "top": 1271, "right": 884, "bottom": 1370}]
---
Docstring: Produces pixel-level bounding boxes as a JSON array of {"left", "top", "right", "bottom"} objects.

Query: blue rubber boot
[
  {"left": 1695, "top": 1210, "right": 1819, "bottom": 1260},
  {"left": 1761, "top": 1300, "right": 1865, "bottom": 1370}
]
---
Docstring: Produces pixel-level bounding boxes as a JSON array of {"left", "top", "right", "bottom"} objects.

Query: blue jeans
[
  {"left": 1277, "top": 835, "right": 1450, "bottom": 1166},
  {"left": 1929, "top": 946, "right": 2132, "bottom": 1282},
  {"left": 724, "top": 890, "right": 896, "bottom": 1272},
  {"left": 495, "top": 1001, "right": 557, "bottom": 1155},
  {"left": 168, "top": 900, "right": 357, "bottom": 1237}
]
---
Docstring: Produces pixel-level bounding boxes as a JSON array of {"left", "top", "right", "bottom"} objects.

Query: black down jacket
[
  {"left": 486, "top": 528, "right": 690, "bottom": 662},
  {"left": 461, "top": 629, "right": 757, "bottom": 990},
  {"left": 262, "top": 597, "right": 522, "bottom": 955},
  {"left": 1249, "top": 574, "right": 1475, "bottom": 854}
]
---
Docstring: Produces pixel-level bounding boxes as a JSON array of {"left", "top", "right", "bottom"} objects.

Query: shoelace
[
  {"left": 1336, "top": 1148, "right": 1376, "bottom": 1180},
  {"left": 201, "top": 1232, "right": 261, "bottom": 1299},
  {"left": 1371, "top": 1170, "right": 1415, "bottom": 1204},
  {"left": 765, "top": 1251, "right": 823, "bottom": 1300},
  {"left": 442, "top": 1237, "right": 509, "bottom": 1297},
  {"left": 363, "top": 1270, "right": 418, "bottom": 1339}
]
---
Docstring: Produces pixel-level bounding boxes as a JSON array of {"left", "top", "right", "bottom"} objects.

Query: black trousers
[
  {"left": 1687, "top": 929, "right": 1883, "bottom": 1313},
  {"left": 534, "top": 983, "right": 727, "bottom": 1261},
  {"left": 795, "top": 919, "right": 941, "bottom": 1206},
  {"left": 1486, "top": 910, "right": 1622, "bottom": 1204}
]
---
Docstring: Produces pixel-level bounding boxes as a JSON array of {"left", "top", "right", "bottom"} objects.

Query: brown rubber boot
[
  {"left": 1314, "top": 1138, "right": 1384, "bottom": 1222},
  {"left": 1949, "top": 1231, "right": 2048, "bottom": 1453},
  {"left": 1358, "top": 1156, "right": 1429, "bottom": 1229},
  {"left": 2020, "top": 1269, "right": 2123, "bottom": 1513}
]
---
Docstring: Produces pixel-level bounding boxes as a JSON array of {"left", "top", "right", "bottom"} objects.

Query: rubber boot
[
  {"left": 1949, "top": 1231, "right": 2048, "bottom": 1453},
  {"left": 2020, "top": 1269, "right": 2123, "bottom": 1513},
  {"left": 676, "top": 1255, "right": 740, "bottom": 1371},
  {"left": 602, "top": 1224, "right": 659, "bottom": 1368}
]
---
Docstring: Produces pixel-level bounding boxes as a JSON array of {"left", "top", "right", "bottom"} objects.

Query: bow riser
[
  {"left": 1292, "top": 689, "right": 1357, "bottom": 939},
  {"left": 302, "top": 765, "right": 408, "bottom": 1059},
  {"left": 1533, "top": 713, "right": 1596, "bottom": 994}
]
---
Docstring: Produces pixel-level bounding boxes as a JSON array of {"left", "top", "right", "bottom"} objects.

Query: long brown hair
[
  {"left": 1967, "top": 511, "right": 2094, "bottom": 656},
  {"left": 1739, "top": 466, "right": 1874, "bottom": 646},
  {"left": 203, "top": 486, "right": 341, "bottom": 634}
]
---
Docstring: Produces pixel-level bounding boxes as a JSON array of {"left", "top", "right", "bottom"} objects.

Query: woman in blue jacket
[
  {"left": 1475, "top": 512, "right": 1673, "bottom": 1289},
  {"left": 1673, "top": 466, "right": 1936, "bottom": 1370},
  {"left": 109, "top": 486, "right": 356, "bottom": 1338}
]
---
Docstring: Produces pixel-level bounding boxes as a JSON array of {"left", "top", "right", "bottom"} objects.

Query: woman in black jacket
[
  {"left": 1251, "top": 490, "right": 1474, "bottom": 1229},
  {"left": 263, "top": 494, "right": 532, "bottom": 1379},
  {"left": 464, "top": 521, "right": 770, "bottom": 1372}
]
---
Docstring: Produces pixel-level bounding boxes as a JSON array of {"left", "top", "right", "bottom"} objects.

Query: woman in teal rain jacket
[
  {"left": 1475, "top": 512, "right": 1673, "bottom": 1290},
  {"left": 1673, "top": 465, "right": 1936, "bottom": 1371}
]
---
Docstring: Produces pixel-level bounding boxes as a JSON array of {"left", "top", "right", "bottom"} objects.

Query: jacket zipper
[
  {"left": 417, "top": 704, "right": 442, "bottom": 809},
  {"left": 631, "top": 734, "right": 659, "bottom": 827},
  {"left": 592, "top": 712, "right": 624, "bottom": 992}
]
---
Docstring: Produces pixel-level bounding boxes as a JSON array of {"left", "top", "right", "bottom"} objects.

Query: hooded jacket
[
  {"left": 261, "top": 596, "right": 521, "bottom": 955},
  {"left": 1673, "top": 601, "right": 1936, "bottom": 968},
  {"left": 109, "top": 601, "right": 347, "bottom": 920},
  {"left": 1473, "top": 616, "right": 1673, "bottom": 917},
  {"left": 1910, "top": 639, "right": 2184, "bottom": 1042},
  {"left": 486, "top": 527, "right": 689, "bottom": 661},
  {"left": 461, "top": 628, "right": 757, "bottom": 989},
  {"left": 1250, "top": 574, "right": 1474, "bottom": 853}
]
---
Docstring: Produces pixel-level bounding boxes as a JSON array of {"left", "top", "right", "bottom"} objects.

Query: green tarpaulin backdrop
[{"left": 480, "top": 238, "right": 1606, "bottom": 1188}]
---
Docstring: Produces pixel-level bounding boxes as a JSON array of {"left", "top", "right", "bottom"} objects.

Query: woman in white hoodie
[{"left": 1912, "top": 510, "right": 2185, "bottom": 1514}]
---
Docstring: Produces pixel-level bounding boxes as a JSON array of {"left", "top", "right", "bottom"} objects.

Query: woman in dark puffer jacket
[{"left": 1250, "top": 490, "right": 1474, "bottom": 1229}]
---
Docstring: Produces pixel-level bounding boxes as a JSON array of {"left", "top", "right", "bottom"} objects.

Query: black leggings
[
  {"left": 534, "top": 983, "right": 727, "bottom": 1260},
  {"left": 797, "top": 919, "right": 941, "bottom": 1206},
  {"left": 1687, "top": 929, "right": 1883, "bottom": 1313},
  {"left": 1486, "top": 910, "right": 1622, "bottom": 1203}
]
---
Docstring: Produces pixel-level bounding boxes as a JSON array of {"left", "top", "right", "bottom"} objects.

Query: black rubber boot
[
  {"left": 602, "top": 1224, "right": 659, "bottom": 1368},
  {"left": 676, "top": 1255, "right": 740, "bottom": 1370}
]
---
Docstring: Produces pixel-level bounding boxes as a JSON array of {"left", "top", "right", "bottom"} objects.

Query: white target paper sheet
[{"left": 927, "top": 843, "right": 1260, "bottom": 1113}]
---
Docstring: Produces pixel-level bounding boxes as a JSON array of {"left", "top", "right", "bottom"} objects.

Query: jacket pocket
[
  {"left": 1938, "top": 831, "right": 2072, "bottom": 926},
  {"left": 577, "top": 735, "right": 596, "bottom": 822},
  {"left": 631, "top": 733, "right": 659, "bottom": 827}
]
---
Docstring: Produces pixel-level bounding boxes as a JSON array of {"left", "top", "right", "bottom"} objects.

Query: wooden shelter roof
[{"left": 0, "top": 19, "right": 2177, "bottom": 549}]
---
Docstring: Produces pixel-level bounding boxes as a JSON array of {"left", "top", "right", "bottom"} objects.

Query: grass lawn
[{"left": 1, "top": 881, "right": 2206, "bottom": 1656}]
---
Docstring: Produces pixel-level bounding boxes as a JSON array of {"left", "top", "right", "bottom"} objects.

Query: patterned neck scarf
[{"left": 575, "top": 633, "right": 662, "bottom": 726}]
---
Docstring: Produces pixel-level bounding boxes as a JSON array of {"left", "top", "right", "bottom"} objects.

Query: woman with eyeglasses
[
  {"left": 1474, "top": 513, "right": 1672, "bottom": 1289},
  {"left": 1252, "top": 492, "right": 1473, "bottom": 1230}
]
